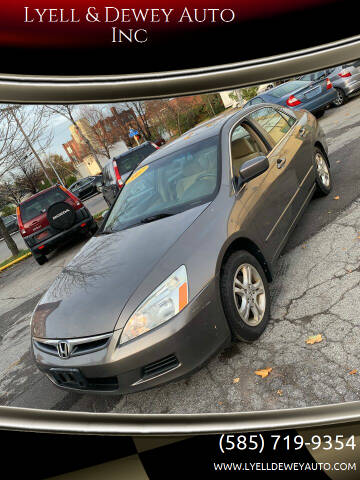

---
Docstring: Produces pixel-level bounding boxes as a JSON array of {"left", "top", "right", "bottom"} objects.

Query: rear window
[
  {"left": 115, "top": 143, "right": 156, "bottom": 175},
  {"left": 268, "top": 81, "right": 310, "bottom": 98},
  {"left": 20, "top": 188, "right": 68, "bottom": 223}
]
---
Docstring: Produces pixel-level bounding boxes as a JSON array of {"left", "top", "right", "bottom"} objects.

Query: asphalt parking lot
[{"left": 1, "top": 97, "right": 360, "bottom": 413}]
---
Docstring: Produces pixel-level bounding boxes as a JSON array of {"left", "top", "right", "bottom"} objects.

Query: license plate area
[{"left": 35, "top": 230, "right": 50, "bottom": 241}]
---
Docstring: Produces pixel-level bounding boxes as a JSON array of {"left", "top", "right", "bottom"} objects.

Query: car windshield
[
  {"left": 267, "top": 81, "right": 310, "bottom": 98},
  {"left": 115, "top": 143, "right": 156, "bottom": 175},
  {"left": 103, "top": 136, "right": 219, "bottom": 233},
  {"left": 20, "top": 188, "right": 68, "bottom": 223}
]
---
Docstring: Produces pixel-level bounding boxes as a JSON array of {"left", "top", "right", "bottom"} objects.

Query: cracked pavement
[{"left": 1, "top": 96, "right": 360, "bottom": 414}]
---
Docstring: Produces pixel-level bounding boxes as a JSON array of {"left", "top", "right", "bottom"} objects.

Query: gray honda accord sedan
[{"left": 31, "top": 104, "right": 331, "bottom": 394}]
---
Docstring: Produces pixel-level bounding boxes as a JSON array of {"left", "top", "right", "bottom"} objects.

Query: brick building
[{"left": 62, "top": 107, "right": 135, "bottom": 175}]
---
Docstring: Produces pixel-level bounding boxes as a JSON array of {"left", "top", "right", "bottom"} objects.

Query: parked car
[
  {"left": 100, "top": 141, "right": 159, "bottom": 206},
  {"left": 68, "top": 176, "right": 100, "bottom": 200},
  {"left": 17, "top": 184, "right": 97, "bottom": 265},
  {"left": 31, "top": 104, "right": 331, "bottom": 394},
  {"left": 154, "top": 137, "right": 166, "bottom": 147},
  {"left": 298, "top": 60, "right": 360, "bottom": 107},
  {"left": 257, "top": 82, "right": 275, "bottom": 93},
  {"left": 0, "top": 214, "right": 19, "bottom": 238},
  {"left": 244, "top": 79, "right": 337, "bottom": 117}
]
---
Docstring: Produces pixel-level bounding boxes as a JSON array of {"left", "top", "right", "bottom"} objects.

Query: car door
[
  {"left": 254, "top": 106, "right": 315, "bottom": 207},
  {"left": 241, "top": 107, "right": 300, "bottom": 260}
]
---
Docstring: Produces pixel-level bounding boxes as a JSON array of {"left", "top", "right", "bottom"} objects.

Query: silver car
[{"left": 299, "top": 60, "right": 360, "bottom": 106}]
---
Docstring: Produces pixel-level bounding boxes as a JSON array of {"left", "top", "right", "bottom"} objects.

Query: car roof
[
  {"left": 138, "top": 111, "right": 240, "bottom": 166},
  {"left": 137, "top": 103, "right": 295, "bottom": 167}
]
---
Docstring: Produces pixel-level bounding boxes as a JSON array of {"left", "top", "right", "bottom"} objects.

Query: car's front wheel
[
  {"left": 333, "top": 88, "right": 347, "bottom": 107},
  {"left": 220, "top": 251, "right": 270, "bottom": 342},
  {"left": 314, "top": 148, "right": 332, "bottom": 196}
]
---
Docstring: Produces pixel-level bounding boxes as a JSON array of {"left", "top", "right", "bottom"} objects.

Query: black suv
[{"left": 101, "top": 141, "right": 158, "bottom": 206}]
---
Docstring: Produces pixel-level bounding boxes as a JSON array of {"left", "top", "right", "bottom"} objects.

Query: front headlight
[{"left": 119, "top": 265, "right": 188, "bottom": 345}]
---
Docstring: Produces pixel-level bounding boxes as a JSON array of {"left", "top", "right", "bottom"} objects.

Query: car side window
[
  {"left": 231, "top": 123, "right": 268, "bottom": 180},
  {"left": 249, "top": 107, "right": 294, "bottom": 145},
  {"left": 313, "top": 71, "right": 326, "bottom": 80},
  {"left": 299, "top": 73, "right": 313, "bottom": 81}
]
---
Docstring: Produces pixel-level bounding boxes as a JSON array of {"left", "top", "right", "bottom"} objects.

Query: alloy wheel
[
  {"left": 233, "top": 263, "right": 266, "bottom": 327},
  {"left": 315, "top": 152, "right": 330, "bottom": 188},
  {"left": 333, "top": 89, "right": 344, "bottom": 106}
]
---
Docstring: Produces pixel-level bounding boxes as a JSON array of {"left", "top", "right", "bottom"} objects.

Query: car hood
[{"left": 31, "top": 204, "right": 209, "bottom": 339}]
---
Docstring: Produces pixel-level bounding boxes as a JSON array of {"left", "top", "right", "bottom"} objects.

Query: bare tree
[
  {"left": 0, "top": 105, "right": 55, "bottom": 257},
  {"left": 0, "top": 107, "right": 26, "bottom": 257},
  {"left": 0, "top": 180, "right": 24, "bottom": 206},
  {"left": 79, "top": 105, "right": 114, "bottom": 159},
  {"left": 124, "top": 101, "right": 153, "bottom": 140},
  {"left": 44, "top": 153, "right": 77, "bottom": 185},
  {"left": 45, "top": 105, "right": 103, "bottom": 172},
  {"left": 145, "top": 100, "right": 173, "bottom": 138}
]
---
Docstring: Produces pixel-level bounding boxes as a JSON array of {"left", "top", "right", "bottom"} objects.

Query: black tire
[
  {"left": 332, "top": 88, "right": 347, "bottom": 107},
  {"left": 220, "top": 250, "right": 270, "bottom": 342},
  {"left": 33, "top": 253, "right": 48, "bottom": 265},
  {"left": 314, "top": 110, "right": 325, "bottom": 119},
  {"left": 313, "top": 147, "right": 332, "bottom": 197},
  {"left": 84, "top": 222, "right": 98, "bottom": 238}
]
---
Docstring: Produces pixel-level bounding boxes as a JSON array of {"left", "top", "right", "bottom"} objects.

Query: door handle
[
  {"left": 299, "top": 127, "right": 306, "bottom": 137},
  {"left": 277, "top": 158, "right": 286, "bottom": 169}
]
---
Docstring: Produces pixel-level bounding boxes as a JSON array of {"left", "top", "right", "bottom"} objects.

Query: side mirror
[{"left": 239, "top": 156, "right": 269, "bottom": 183}]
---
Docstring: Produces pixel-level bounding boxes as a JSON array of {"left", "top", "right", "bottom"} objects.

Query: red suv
[{"left": 17, "top": 184, "right": 97, "bottom": 265}]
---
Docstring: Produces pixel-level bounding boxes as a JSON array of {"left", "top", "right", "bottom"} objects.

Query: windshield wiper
[{"left": 140, "top": 212, "right": 175, "bottom": 224}]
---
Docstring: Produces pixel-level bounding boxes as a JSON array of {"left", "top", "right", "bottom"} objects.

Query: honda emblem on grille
[{"left": 57, "top": 341, "right": 70, "bottom": 359}]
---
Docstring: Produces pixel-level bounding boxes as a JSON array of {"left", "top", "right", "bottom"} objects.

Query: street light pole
[{"left": 46, "top": 155, "right": 65, "bottom": 186}]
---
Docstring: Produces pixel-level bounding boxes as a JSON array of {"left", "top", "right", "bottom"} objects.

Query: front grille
[
  {"left": 142, "top": 354, "right": 179, "bottom": 380},
  {"left": 34, "top": 341, "right": 58, "bottom": 355},
  {"left": 71, "top": 337, "right": 110, "bottom": 355},
  {"left": 49, "top": 368, "right": 118, "bottom": 391},
  {"left": 33, "top": 333, "right": 112, "bottom": 358}
]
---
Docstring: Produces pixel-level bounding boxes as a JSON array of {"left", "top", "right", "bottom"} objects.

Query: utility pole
[
  {"left": 8, "top": 107, "right": 53, "bottom": 185},
  {"left": 46, "top": 155, "right": 65, "bottom": 186}
]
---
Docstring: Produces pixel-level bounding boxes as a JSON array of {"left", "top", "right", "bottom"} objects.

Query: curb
[{"left": 0, "top": 252, "right": 32, "bottom": 272}]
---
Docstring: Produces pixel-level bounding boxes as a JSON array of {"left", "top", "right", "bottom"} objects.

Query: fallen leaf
[
  {"left": 349, "top": 369, "right": 358, "bottom": 375},
  {"left": 334, "top": 196, "right": 340, "bottom": 200},
  {"left": 233, "top": 377, "right": 240, "bottom": 384},
  {"left": 277, "top": 389, "right": 283, "bottom": 396},
  {"left": 255, "top": 367, "right": 272, "bottom": 378},
  {"left": 306, "top": 334, "right": 323, "bottom": 345}
]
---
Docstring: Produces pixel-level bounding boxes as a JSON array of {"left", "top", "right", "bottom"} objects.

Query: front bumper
[{"left": 32, "top": 278, "right": 231, "bottom": 394}]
